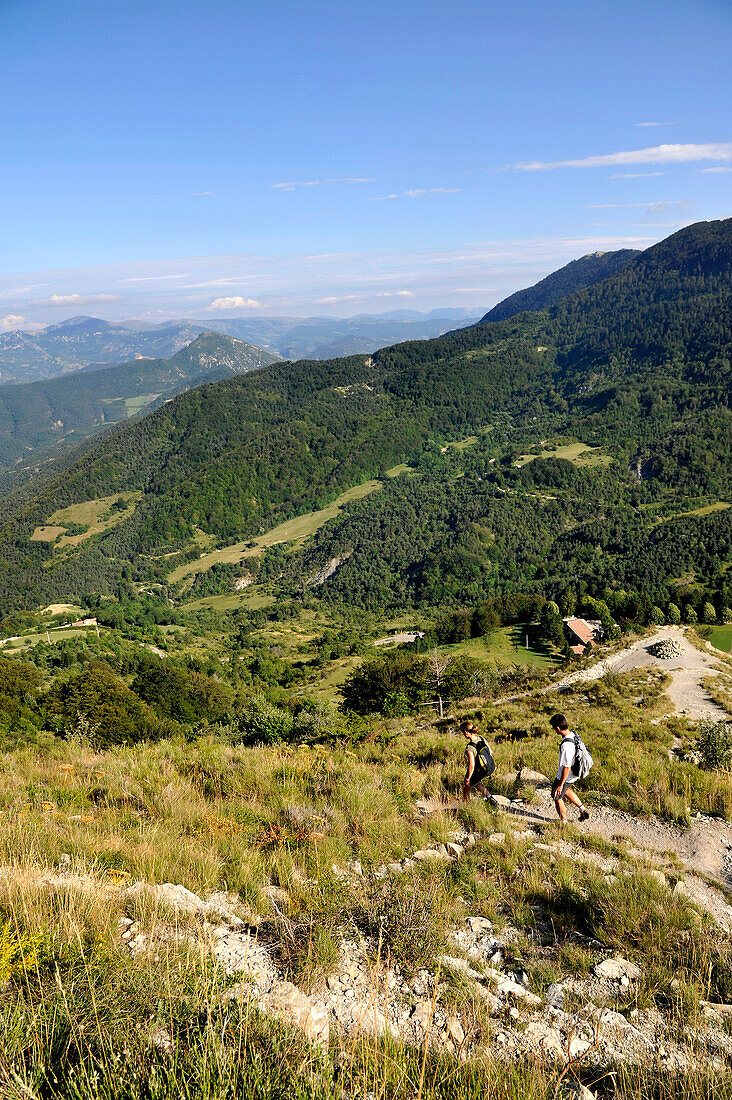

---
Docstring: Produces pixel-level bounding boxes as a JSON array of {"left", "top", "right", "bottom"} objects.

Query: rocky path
[
  {"left": 417, "top": 782, "right": 732, "bottom": 904},
  {"left": 548, "top": 627, "right": 730, "bottom": 721}
]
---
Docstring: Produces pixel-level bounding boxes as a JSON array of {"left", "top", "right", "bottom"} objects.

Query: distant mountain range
[
  {"left": 0, "top": 309, "right": 483, "bottom": 384},
  {"left": 0, "top": 332, "right": 277, "bottom": 470},
  {"left": 479, "top": 249, "right": 641, "bottom": 324},
  {"left": 0, "top": 218, "right": 729, "bottom": 614}
]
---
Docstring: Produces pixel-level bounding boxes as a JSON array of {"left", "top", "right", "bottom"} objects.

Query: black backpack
[{"left": 473, "top": 737, "right": 496, "bottom": 776}]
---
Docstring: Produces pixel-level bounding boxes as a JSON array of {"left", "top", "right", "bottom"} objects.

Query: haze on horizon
[{"left": 1, "top": 0, "right": 731, "bottom": 331}]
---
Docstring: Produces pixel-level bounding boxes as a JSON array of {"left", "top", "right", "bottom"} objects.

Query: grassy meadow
[{"left": 0, "top": 640, "right": 732, "bottom": 1096}]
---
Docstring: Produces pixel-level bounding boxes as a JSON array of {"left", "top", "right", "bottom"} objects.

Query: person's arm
[{"left": 555, "top": 765, "right": 571, "bottom": 800}]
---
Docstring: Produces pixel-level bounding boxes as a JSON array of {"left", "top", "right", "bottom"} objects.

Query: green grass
[
  {"left": 30, "top": 493, "right": 142, "bottom": 548},
  {"left": 124, "top": 392, "right": 160, "bottom": 414},
  {"left": 444, "top": 627, "right": 557, "bottom": 669},
  {"left": 516, "top": 441, "right": 613, "bottom": 468},
  {"left": 652, "top": 501, "right": 730, "bottom": 527},
  {"left": 170, "top": 479, "right": 383, "bottom": 583},
  {"left": 709, "top": 625, "right": 732, "bottom": 654},
  {"left": 0, "top": 627, "right": 97, "bottom": 653},
  {"left": 182, "top": 590, "right": 277, "bottom": 612}
]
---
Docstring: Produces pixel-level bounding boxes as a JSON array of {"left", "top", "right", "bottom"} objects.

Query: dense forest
[
  {"left": 0, "top": 332, "right": 277, "bottom": 470},
  {"left": 479, "top": 248, "right": 640, "bottom": 323}
]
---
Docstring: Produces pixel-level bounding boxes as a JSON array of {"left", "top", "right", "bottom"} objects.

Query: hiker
[
  {"left": 461, "top": 719, "right": 495, "bottom": 801},
  {"left": 550, "top": 713, "right": 591, "bottom": 823}
]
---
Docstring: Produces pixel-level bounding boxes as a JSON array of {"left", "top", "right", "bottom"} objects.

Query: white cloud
[
  {"left": 701, "top": 166, "right": 732, "bottom": 173},
  {"left": 514, "top": 143, "right": 732, "bottom": 171},
  {"left": 586, "top": 201, "right": 693, "bottom": 215},
  {"left": 611, "top": 172, "right": 666, "bottom": 179},
  {"left": 372, "top": 187, "right": 461, "bottom": 200},
  {"left": 119, "top": 273, "right": 192, "bottom": 284},
  {"left": 1, "top": 313, "right": 25, "bottom": 330},
  {"left": 204, "top": 296, "right": 262, "bottom": 311},
  {"left": 271, "top": 177, "right": 375, "bottom": 191},
  {"left": 30, "top": 293, "right": 124, "bottom": 308},
  {"left": 186, "top": 191, "right": 214, "bottom": 197},
  {"left": 635, "top": 121, "right": 679, "bottom": 128}
]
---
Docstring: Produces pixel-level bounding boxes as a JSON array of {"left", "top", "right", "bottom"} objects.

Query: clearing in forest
[
  {"left": 30, "top": 493, "right": 141, "bottom": 548},
  {"left": 515, "top": 441, "right": 612, "bottom": 467},
  {"left": 169, "top": 478, "right": 382, "bottom": 584}
]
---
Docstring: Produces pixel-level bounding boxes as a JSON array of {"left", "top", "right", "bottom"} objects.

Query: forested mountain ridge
[
  {"left": 0, "top": 218, "right": 729, "bottom": 615},
  {"left": 0, "top": 316, "right": 217, "bottom": 383},
  {"left": 479, "top": 248, "right": 641, "bottom": 323},
  {"left": 0, "top": 332, "right": 278, "bottom": 470}
]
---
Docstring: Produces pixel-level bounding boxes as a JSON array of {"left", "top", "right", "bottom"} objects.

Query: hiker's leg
[
  {"left": 563, "top": 786, "right": 582, "bottom": 809},
  {"left": 551, "top": 779, "right": 567, "bottom": 822}
]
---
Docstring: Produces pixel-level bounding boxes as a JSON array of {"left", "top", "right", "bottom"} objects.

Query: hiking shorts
[{"left": 552, "top": 776, "right": 577, "bottom": 800}]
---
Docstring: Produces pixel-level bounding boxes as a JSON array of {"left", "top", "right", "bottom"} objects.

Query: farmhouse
[{"left": 563, "top": 616, "right": 603, "bottom": 655}]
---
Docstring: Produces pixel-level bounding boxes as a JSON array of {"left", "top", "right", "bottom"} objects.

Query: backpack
[
  {"left": 561, "top": 732, "right": 593, "bottom": 779},
  {"left": 473, "top": 737, "right": 496, "bottom": 776}
]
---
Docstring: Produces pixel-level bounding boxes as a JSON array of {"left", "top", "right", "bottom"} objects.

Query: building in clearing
[{"left": 563, "top": 616, "right": 603, "bottom": 655}]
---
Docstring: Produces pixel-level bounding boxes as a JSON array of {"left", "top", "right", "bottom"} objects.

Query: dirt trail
[
  {"left": 417, "top": 788, "right": 732, "bottom": 928},
  {"left": 548, "top": 626, "right": 730, "bottom": 721}
]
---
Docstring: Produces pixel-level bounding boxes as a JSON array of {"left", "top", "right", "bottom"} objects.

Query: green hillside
[
  {"left": 0, "top": 219, "right": 730, "bottom": 616},
  {"left": 0, "top": 332, "right": 278, "bottom": 470},
  {"left": 480, "top": 247, "right": 641, "bottom": 323}
]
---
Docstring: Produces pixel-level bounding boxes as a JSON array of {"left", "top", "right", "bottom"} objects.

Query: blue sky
[{"left": 1, "top": 0, "right": 731, "bottom": 326}]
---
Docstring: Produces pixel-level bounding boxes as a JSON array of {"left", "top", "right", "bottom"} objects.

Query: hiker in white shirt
[{"left": 550, "top": 713, "right": 590, "bottom": 824}]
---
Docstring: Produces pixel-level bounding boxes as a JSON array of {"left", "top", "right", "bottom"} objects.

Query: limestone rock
[
  {"left": 413, "top": 848, "right": 450, "bottom": 861},
  {"left": 262, "top": 981, "right": 330, "bottom": 1046},
  {"left": 150, "top": 1026, "right": 174, "bottom": 1056},
  {"left": 517, "top": 767, "right": 550, "bottom": 787},
  {"left": 496, "top": 977, "right": 541, "bottom": 1006},
  {"left": 545, "top": 982, "right": 564, "bottom": 1010},
  {"left": 594, "top": 957, "right": 641, "bottom": 981},
  {"left": 525, "top": 1019, "right": 564, "bottom": 1060},
  {"left": 446, "top": 1016, "right": 465, "bottom": 1045}
]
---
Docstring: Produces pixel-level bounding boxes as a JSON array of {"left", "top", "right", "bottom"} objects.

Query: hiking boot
[{"left": 578, "top": 808, "right": 590, "bottom": 822}]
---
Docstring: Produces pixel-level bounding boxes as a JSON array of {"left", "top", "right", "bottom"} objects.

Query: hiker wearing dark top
[
  {"left": 550, "top": 713, "right": 590, "bottom": 824},
  {"left": 461, "top": 719, "right": 495, "bottom": 802}
]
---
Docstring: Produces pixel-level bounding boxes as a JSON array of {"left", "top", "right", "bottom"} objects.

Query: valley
[{"left": 0, "top": 219, "right": 731, "bottom": 1099}]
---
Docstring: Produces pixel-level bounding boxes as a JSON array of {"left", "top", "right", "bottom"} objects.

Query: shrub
[
  {"left": 43, "top": 661, "right": 167, "bottom": 746},
  {"left": 667, "top": 602, "right": 681, "bottom": 624},
  {"left": 697, "top": 720, "right": 732, "bottom": 770},
  {"left": 352, "top": 868, "right": 453, "bottom": 972},
  {"left": 238, "top": 692, "right": 293, "bottom": 744}
]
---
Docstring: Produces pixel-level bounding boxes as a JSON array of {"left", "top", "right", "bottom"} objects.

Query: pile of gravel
[{"left": 648, "top": 638, "right": 684, "bottom": 660}]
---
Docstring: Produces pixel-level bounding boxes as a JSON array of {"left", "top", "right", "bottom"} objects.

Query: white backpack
[{"left": 562, "top": 732, "right": 593, "bottom": 779}]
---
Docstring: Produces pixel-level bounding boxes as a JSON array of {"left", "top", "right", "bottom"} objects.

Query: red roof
[{"left": 564, "top": 618, "right": 595, "bottom": 645}]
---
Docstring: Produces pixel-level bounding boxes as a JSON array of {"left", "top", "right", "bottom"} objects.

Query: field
[
  {"left": 516, "top": 442, "right": 613, "bottom": 468},
  {"left": 710, "top": 624, "right": 732, "bottom": 654},
  {"left": 445, "top": 627, "right": 558, "bottom": 669},
  {"left": 169, "top": 478, "right": 383, "bottom": 583},
  {"left": 30, "top": 492, "right": 141, "bottom": 547}
]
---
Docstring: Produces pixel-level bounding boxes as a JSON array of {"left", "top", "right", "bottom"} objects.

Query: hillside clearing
[
  {"left": 30, "top": 492, "right": 141, "bottom": 547},
  {"left": 169, "top": 478, "right": 382, "bottom": 583},
  {"left": 516, "top": 441, "right": 613, "bottom": 468}
]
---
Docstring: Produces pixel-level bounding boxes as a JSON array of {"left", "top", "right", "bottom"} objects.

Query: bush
[
  {"left": 238, "top": 692, "right": 293, "bottom": 744},
  {"left": 43, "top": 661, "right": 167, "bottom": 746},
  {"left": 352, "top": 868, "right": 452, "bottom": 972},
  {"left": 697, "top": 720, "right": 732, "bottom": 770}
]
